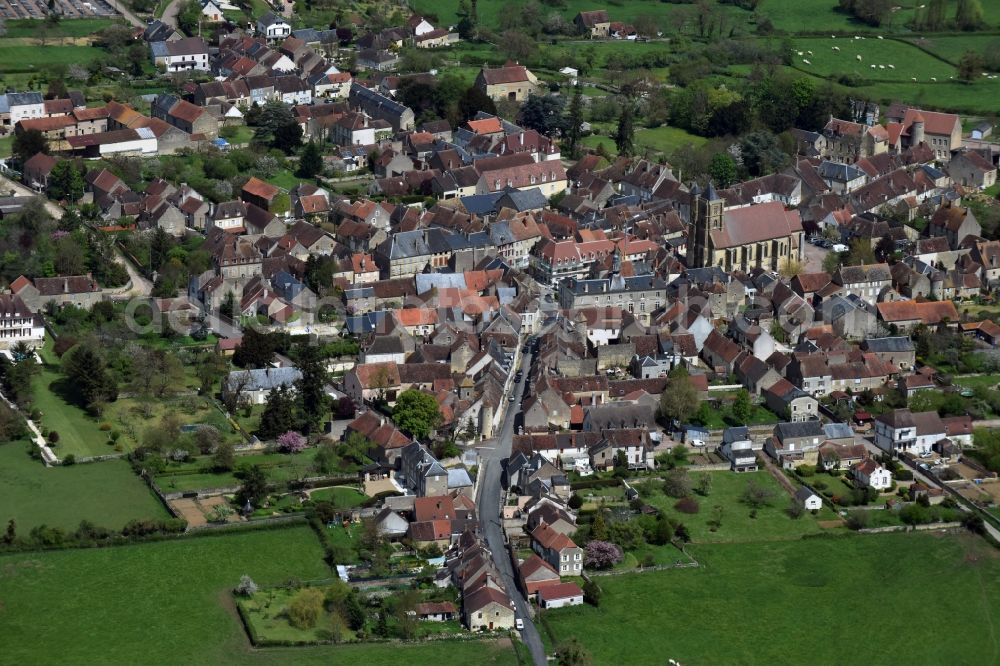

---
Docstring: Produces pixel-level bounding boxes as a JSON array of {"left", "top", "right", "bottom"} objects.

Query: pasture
[
  {"left": 0, "top": 44, "right": 104, "bottom": 74},
  {"left": 543, "top": 532, "right": 1000, "bottom": 665},
  {"left": 0, "top": 440, "right": 168, "bottom": 532},
  {"left": 0, "top": 526, "right": 516, "bottom": 665},
  {"left": 761, "top": 0, "right": 1000, "bottom": 33},
  {"left": 908, "top": 34, "right": 1000, "bottom": 64},
  {"left": 789, "top": 37, "right": 955, "bottom": 83}
]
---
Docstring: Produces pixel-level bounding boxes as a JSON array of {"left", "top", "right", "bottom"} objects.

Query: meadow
[
  {"left": 0, "top": 440, "right": 169, "bottom": 532},
  {"left": 789, "top": 36, "right": 956, "bottom": 82},
  {"left": 635, "top": 471, "right": 839, "bottom": 544},
  {"left": 0, "top": 45, "right": 105, "bottom": 75},
  {"left": 0, "top": 17, "right": 119, "bottom": 38},
  {"left": 0, "top": 526, "right": 518, "bottom": 665},
  {"left": 907, "top": 34, "right": 1000, "bottom": 64},
  {"left": 543, "top": 532, "right": 1000, "bottom": 665}
]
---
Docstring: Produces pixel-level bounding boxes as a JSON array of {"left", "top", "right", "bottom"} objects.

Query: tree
[
  {"left": 236, "top": 465, "right": 268, "bottom": 508},
  {"left": 564, "top": 84, "right": 584, "bottom": 159},
  {"left": 518, "top": 94, "right": 566, "bottom": 137},
  {"left": 212, "top": 441, "right": 236, "bottom": 472},
  {"left": 62, "top": 343, "right": 117, "bottom": 409},
  {"left": 707, "top": 152, "right": 737, "bottom": 188},
  {"left": 287, "top": 587, "right": 324, "bottom": 629},
  {"left": 582, "top": 578, "right": 601, "bottom": 606},
  {"left": 696, "top": 473, "right": 712, "bottom": 497},
  {"left": 741, "top": 479, "right": 777, "bottom": 509},
  {"left": 556, "top": 638, "right": 592, "bottom": 666},
  {"left": 196, "top": 351, "right": 227, "bottom": 395},
  {"left": 663, "top": 468, "right": 692, "bottom": 498},
  {"left": 233, "top": 328, "right": 279, "bottom": 368},
  {"left": 649, "top": 514, "right": 674, "bottom": 545},
  {"left": 47, "top": 161, "right": 84, "bottom": 202},
  {"left": 583, "top": 540, "right": 622, "bottom": 569},
  {"left": 457, "top": 85, "right": 496, "bottom": 123},
  {"left": 12, "top": 129, "right": 48, "bottom": 164},
  {"left": 568, "top": 493, "right": 583, "bottom": 510},
  {"left": 176, "top": 0, "right": 202, "bottom": 36},
  {"left": 252, "top": 101, "right": 302, "bottom": 154},
  {"left": 613, "top": 100, "right": 635, "bottom": 156},
  {"left": 659, "top": 373, "right": 699, "bottom": 425},
  {"left": 297, "top": 140, "right": 323, "bottom": 178},
  {"left": 957, "top": 50, "right": 985, "bottom": 82},
  {"left": 500, "top": 29, "right": 537, "bottom": 61},
  {"left": 257, "top": 385, "right": 298, "bottom": 440},
  {"left": 739, "top": 129, "right": 789, "bottom": 177},
  {"left": 295, "top": 343, "right": 330, "bottom": 432},
  {"left": 392, "top": 389, "right": 442, "bottom": 441},
  {"left": 277, "top": 430, "right": 308, "bottom": 453},
  {"left": 731, "top": 389, "right": 752, "bottom": 424},
  {"left": 874, "top": 233, "right": 896, "bottom": 261},
  {"left": 955, "top": 0, "right": 983, "bottom": 30},
  {"left": 234, "top": 574, "right": 258, "bottom": 596},
  {"left": 590, "top": 510, "right": 608, "bottom": 541}
]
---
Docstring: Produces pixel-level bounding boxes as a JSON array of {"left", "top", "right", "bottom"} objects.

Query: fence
[{"left": 857, "top": 521, "right": 962, "bottom": 535}]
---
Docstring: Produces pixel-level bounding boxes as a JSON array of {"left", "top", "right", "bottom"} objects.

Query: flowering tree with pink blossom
[
  {"left": 277, "top": 430, "right": 307, "bottom": 453},
  {"left": 584, "top": 540, "right": 623, "bottom": 570}
]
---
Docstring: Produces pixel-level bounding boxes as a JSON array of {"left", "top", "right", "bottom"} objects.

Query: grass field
[
  {"left": 543, "top": 532, "right": 1000, "bottom": 665},
  {"left": 0, "top": 18, "right": 119, "bottom": 38},
  {"left": 0, "top": 526, "right": 515, "bottom": 665},
  {"left": 0, "top": 44, "right": 104, "bottom": 74},
  {"left": 761, "top": 0, "right": 1000, "bottom": 33},
  {"left": 31, "top": 365, "right": 111, "bottom": 459},
  {"left": 309, "top": 486, "right": 367, "bottom": 508},
  {"left": 790, "top": 37, "right": 956, "bottom": 82},
  {"left": 638, "top": 471, "right": 836, "bottom": 543},
  {"left": 581, "top": 124, "right": 707, "bottom": 158},
  {"left": 953, "top": 374, "right": 1000, "bottom": 391},
  {"left": 0, "top": 440, "right": 168, "bottom": 532},
  {"left": 908, "top": 34, "right": 1000, "bottom": 64}
]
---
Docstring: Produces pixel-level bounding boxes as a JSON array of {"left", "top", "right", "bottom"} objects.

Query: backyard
[
  {"left": 0, "top": 525, "right": 517, "bottom": 665},
  {"left": 0, "top": 440, "right": 169, "bottom": 532},
  {"left": 542, "top": 532, "right": 1000, "bottom": 665}
]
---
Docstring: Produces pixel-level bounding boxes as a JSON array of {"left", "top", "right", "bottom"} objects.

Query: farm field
[
  {"left": 0, "top": 44, "right": 104, "bottom": 74},
  {"left": 0, "top": 17, "right": 118, "bottom": 38},
  {"left": 907, "top": 34, "right": 1000, "bottom": 64},
  {"left": 789, "top": 37, "right": 955, "bottom": 82},
  {"left": 0, "top": 526, "right": 516, "bottom": 665},
  {"left": 543, "top": 532, "right": 1000, "bottom": 666},
  {"left": 636, "top": 471, "right": 838, "bottom": 543},
  {"left": 0, "top": 440, "right": 168, "bottom": 532},
  {"left": 761, "top": 0, "right": 1000, "bottom": 32}
]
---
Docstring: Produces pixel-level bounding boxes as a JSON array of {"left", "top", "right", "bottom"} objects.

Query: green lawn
[
  {"left": 31, "top": 365, "right": 112, "bottom": 459},
  {"left": 907, "top": 34, "right": 1000, "bottom": 64},
  {"left": 543, "top": 532, "right": 1000, "bottom": 665},
  {"left": 582, "top": 124, "right": 707, "bottom": 158},
  {"left": 760, "top": 0, "right": 1000, "bottom": 32},
  {"left": 309, "top": 486, "right": 368, "bottom": 509},
  {"left": 0, "top": 525, "right": 515, "bottom": 665},
  {"left": 0, "top": 17, "right": 119, "bottom": 38},
  {"left": 265, "top": 168, "right": 302, "bottom": 191},
  {"left": 0, "top": 44, "right": 105, "bottom": 74},
  {"left": 637, "top": 471, "right": 834, "bottom": 543},
  {"left": 0, "top": 440, "right": 169, "bottom": 532},
  {"left": 154, "top": 448, "right": 342, "bottom": 494},
  {"left": 953, "top": 374, "right": 1000, "bottom": 391},
  {"left": 0, "top": 134, "right": 13, "bottom": 157}
]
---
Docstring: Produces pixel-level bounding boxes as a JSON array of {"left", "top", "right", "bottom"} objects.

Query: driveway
[
  {"left": 477, "top": 346, "right": 546, "bottom": 666},
  {"left": 0, "top": 173, "right": 64, "bottom": 219},
  {"left": 161, "top": 0, "right": 182, "bottom": 29}
]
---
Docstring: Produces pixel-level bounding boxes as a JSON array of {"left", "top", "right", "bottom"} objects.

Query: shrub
[
  {"left": 568, "top": 494, "right": 583, "bottom": 510},
  {"left": 99, "top": 422, "right": 112, "bottom": 431},
  {"left": 584, "top": 540, "right": 623, "bottom": 569},
  {"left": 286, "top": 587, "right": 324, "bottom": 629},
  {"left": 62, "top": 454, "right": 76, "bottom": 465},
  {"left": 277, "top": 431, "right": 308, "bottom": 453},
  {"left": 674, "top": 497, "right": 700, "bottom": 514},
  {"left": 235, "top": 574, "right": 258, "bottom": 597},
  {"left": 47, "top": 431, "right": 60, "bottom": 444}
]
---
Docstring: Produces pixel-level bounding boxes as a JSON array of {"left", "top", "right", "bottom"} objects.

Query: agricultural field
[
  {"left": 0, "top": 525, "right": 516, "bottom": 665},
  {"left": 0, "top": 440, "right": 169, "bottom": 532},
  {"left": 761, "top": 0, "right": 1000, "bottom": 33},
  {"left": 0, "top": 44, "right": 105, "bottom": 75},
  {"left": 789, "top": 37, "right": 955, "bottom": 82},
  {"left": 907, "top": 34, "right": 1000, "bottom": 64},
  {"left": 0, "top": 17, "right": 119, "bottom": 38},
  {"left": 634, "top": 471, "right": 838, "bottom": 544},
  {"left": 543, "top": 532, "right": 1000, "bottom": 666}
]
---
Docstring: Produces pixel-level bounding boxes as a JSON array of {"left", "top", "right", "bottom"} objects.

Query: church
[{"left": 688, "top": 182, "right": 804, "bottom": 273}]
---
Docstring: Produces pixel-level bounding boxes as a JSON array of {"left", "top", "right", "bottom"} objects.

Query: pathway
[
  {"left": 160, "top": 0, "right": 182, "bottom": 28},
  {"left": 758, "top": 452, "right": 797, "bottom": 496},
  {"left": 0, "top": 173, "right": 64, "bottom": 219},
  {"left": 102, "top": 0, "right": 147, "bottom": 28},
  {"left": 0, "top": 386, "right": 57, "bottom": 465}
]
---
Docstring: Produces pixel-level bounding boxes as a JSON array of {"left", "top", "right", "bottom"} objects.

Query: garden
[{"left": 541, "top": 532, "right": 1000, "bottom": 665}]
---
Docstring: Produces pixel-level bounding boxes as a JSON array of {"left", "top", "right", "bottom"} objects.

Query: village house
[
  {"left": 530, "top": 521, "right": 583, "bottom": 575},
  {"left": 574, "top": 10, "right": 611, "bottom": 37},
  {"left": 475, "top": 62, "right": 540, "bottom": 103},
  {"left": 851, "top": 459, "right": 893, "bottom": 491}
]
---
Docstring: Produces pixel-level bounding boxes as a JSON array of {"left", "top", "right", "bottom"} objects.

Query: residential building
[
  {"left": 531, "top": 521, "right": 583, "bottom": 575},
  {"left": 537, "top": 582, "right": 584, "bottom": 609},
  {"left": 222, "top": 367, "right": 303, "bottom": 406},
  {"left": 475, "top": 62, "right": 540, "bottom": 103},
  {"left": 851, "top": 459, "right": 893, "bottom": 491},
  {"left": 0, "top": 294, "right": 45, "bottom": 349},
  {"left": 150, "top": 37, "right": 210, "bottom": 72}
]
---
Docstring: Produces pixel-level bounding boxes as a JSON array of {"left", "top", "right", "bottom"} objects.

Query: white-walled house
[
  {"left": 150, "top": 37, "right": 210, "bottom": 72},
  {"left": 874, "top": 408, "right": 945, "bottom": 456},
  {"left": 257, "top": 12, "right": 291, "bottom": 41},
  {"left": 537, "top": 582, "right": 584, "bottom": 609},
  {"left": 794, "top": 487, "right": 823, "bottom": 511},
  {"left": 851, "top": 459, "right": 893, "bottom": 491}
]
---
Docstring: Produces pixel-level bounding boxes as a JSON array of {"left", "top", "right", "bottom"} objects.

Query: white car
[{"left": 515, "top": 618, "right": 524, "bottom": 630}]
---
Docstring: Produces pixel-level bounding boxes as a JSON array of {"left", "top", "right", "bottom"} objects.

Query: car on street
[{"left": 515, "top": 618, "right": 524, "bottom": 630}]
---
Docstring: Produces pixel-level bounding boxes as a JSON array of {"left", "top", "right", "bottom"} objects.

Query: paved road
[
  {"left": 0, "top": 173, "right": 64, "bottom": 219},
  {"left": 161, "top": 0, "right": 182, "bottom": 29},
  {"left": 114, "top": 246, "right": 154, "bottom": 298},
  {"left": 476, "top": 346, "right": 546, "bottom": 666},
  {"left": 103, "top": 0, "right": 148, "bottom": 28}
]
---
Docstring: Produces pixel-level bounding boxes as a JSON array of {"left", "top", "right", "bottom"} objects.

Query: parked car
[{"left": 515, "top": 618, "right": 524, "bottom": 630}]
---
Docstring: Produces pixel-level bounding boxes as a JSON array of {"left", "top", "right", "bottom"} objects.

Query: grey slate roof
[
  {"left": 225, "top": 367, "right": 302, "bottom": 392},
  {"left": 775, "top": 420, "right": 825, "bottom": 442}
]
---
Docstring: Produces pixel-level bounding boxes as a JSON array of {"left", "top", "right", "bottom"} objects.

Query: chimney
[{"left": 63, "top": 278, "right": 69, "bottom": 293}]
